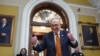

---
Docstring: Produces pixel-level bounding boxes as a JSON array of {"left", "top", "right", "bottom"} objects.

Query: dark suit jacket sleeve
[
  {"left": 68, "top": 40, "right": 78, "bottom": 48},
  {"left": 66, "top": 31, "right": 78, "bottom": 48},
  {"left": 33, "top": 35, "right": 47, "bottom": 52}
]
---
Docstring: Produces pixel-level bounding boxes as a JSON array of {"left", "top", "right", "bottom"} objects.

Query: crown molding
[{"left": 67, "top": 3, "right": 97, "bottom": 9}]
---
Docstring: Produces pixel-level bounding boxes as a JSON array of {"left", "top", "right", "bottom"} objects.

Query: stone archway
[{"left": 16, "top": 0, "right": 78, "bottom": 55}]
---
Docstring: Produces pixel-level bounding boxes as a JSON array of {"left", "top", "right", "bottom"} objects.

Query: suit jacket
[
  {"left": 0, "top": 23, "right": 11, "bottom": 43},
  {"left": 33, "top": 30, "right": 78, "bottom": 56}
]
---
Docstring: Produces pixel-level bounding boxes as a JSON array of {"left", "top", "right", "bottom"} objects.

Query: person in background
[
  {"left": 31, "top": 18, "right": 78, "bottom": 56},
  {"left": 71, "top": 47, "right": 84, "bottom": 56},
  {"left": 0, "top": 18, "right": 11, "bottom": 43},
  {"left": 16, "top": 48, "right": 27, "bottom": 56}
]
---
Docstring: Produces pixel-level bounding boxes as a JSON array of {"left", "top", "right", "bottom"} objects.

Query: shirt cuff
[
  {"left": 71, "top": 40, "right": 76, "bottom": 44},
  {"left": 33, "top": 41, "right": 39, "bottom": 47}
]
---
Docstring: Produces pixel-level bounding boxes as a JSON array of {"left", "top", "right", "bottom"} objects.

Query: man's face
[
  {"left": 50, "top": 19, "right": 61, "bottom": 33},
  {"left": 2, "top": 18, "right": 7, "bottom": 24}
]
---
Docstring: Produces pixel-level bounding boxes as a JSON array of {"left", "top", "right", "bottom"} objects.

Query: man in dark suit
[
  {"left": 32, "top": 18, "right": 78, "bottom": 56},
  {"left": 0, "top": 18, "right": 11, "bottom": 43}
]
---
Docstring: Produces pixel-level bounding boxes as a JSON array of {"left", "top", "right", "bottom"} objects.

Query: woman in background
[{"left": 16, "top": 48, "right": 27, "bottom": 56}]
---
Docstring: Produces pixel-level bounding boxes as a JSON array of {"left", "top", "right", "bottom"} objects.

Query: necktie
[{"left": 55, "top": 33, "right": 62, "bottom": 56}]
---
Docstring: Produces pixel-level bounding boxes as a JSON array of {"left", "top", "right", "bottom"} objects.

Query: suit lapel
[
  {"left": 50, "top": 32, "right": 56, "bottom": 52},
  {"left": 60, "top": 31, "right": 65, "bottom": 48}
]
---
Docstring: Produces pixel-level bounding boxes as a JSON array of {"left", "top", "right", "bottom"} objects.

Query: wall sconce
[
  {"left": 79, "top": 33, "right": 82, "bottom": 37},
  {"left": 77, "top": 8, "right": 81, "bottom": 12}
]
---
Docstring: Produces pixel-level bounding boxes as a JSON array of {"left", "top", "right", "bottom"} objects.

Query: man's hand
[
  {"left": 67, "top": 32, "right": 74, "bottom": 41},
  {"left": 31, "top": 36, "right": 38, "bottom": 45}
]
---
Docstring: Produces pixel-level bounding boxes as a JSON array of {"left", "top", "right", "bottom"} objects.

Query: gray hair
[{"left": 49, "top": 18, "right": 60, "bottom": 24}]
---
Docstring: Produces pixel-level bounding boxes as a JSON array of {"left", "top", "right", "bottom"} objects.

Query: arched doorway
[
  {"left": 17, "top": 0, "right": 78, "bottom": 56},
  {"left": 29, "top": 2, "right": 69, "bottom": 56},
  {"left": 30, "top": 2, "right": 69, "bottom": 29}
]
